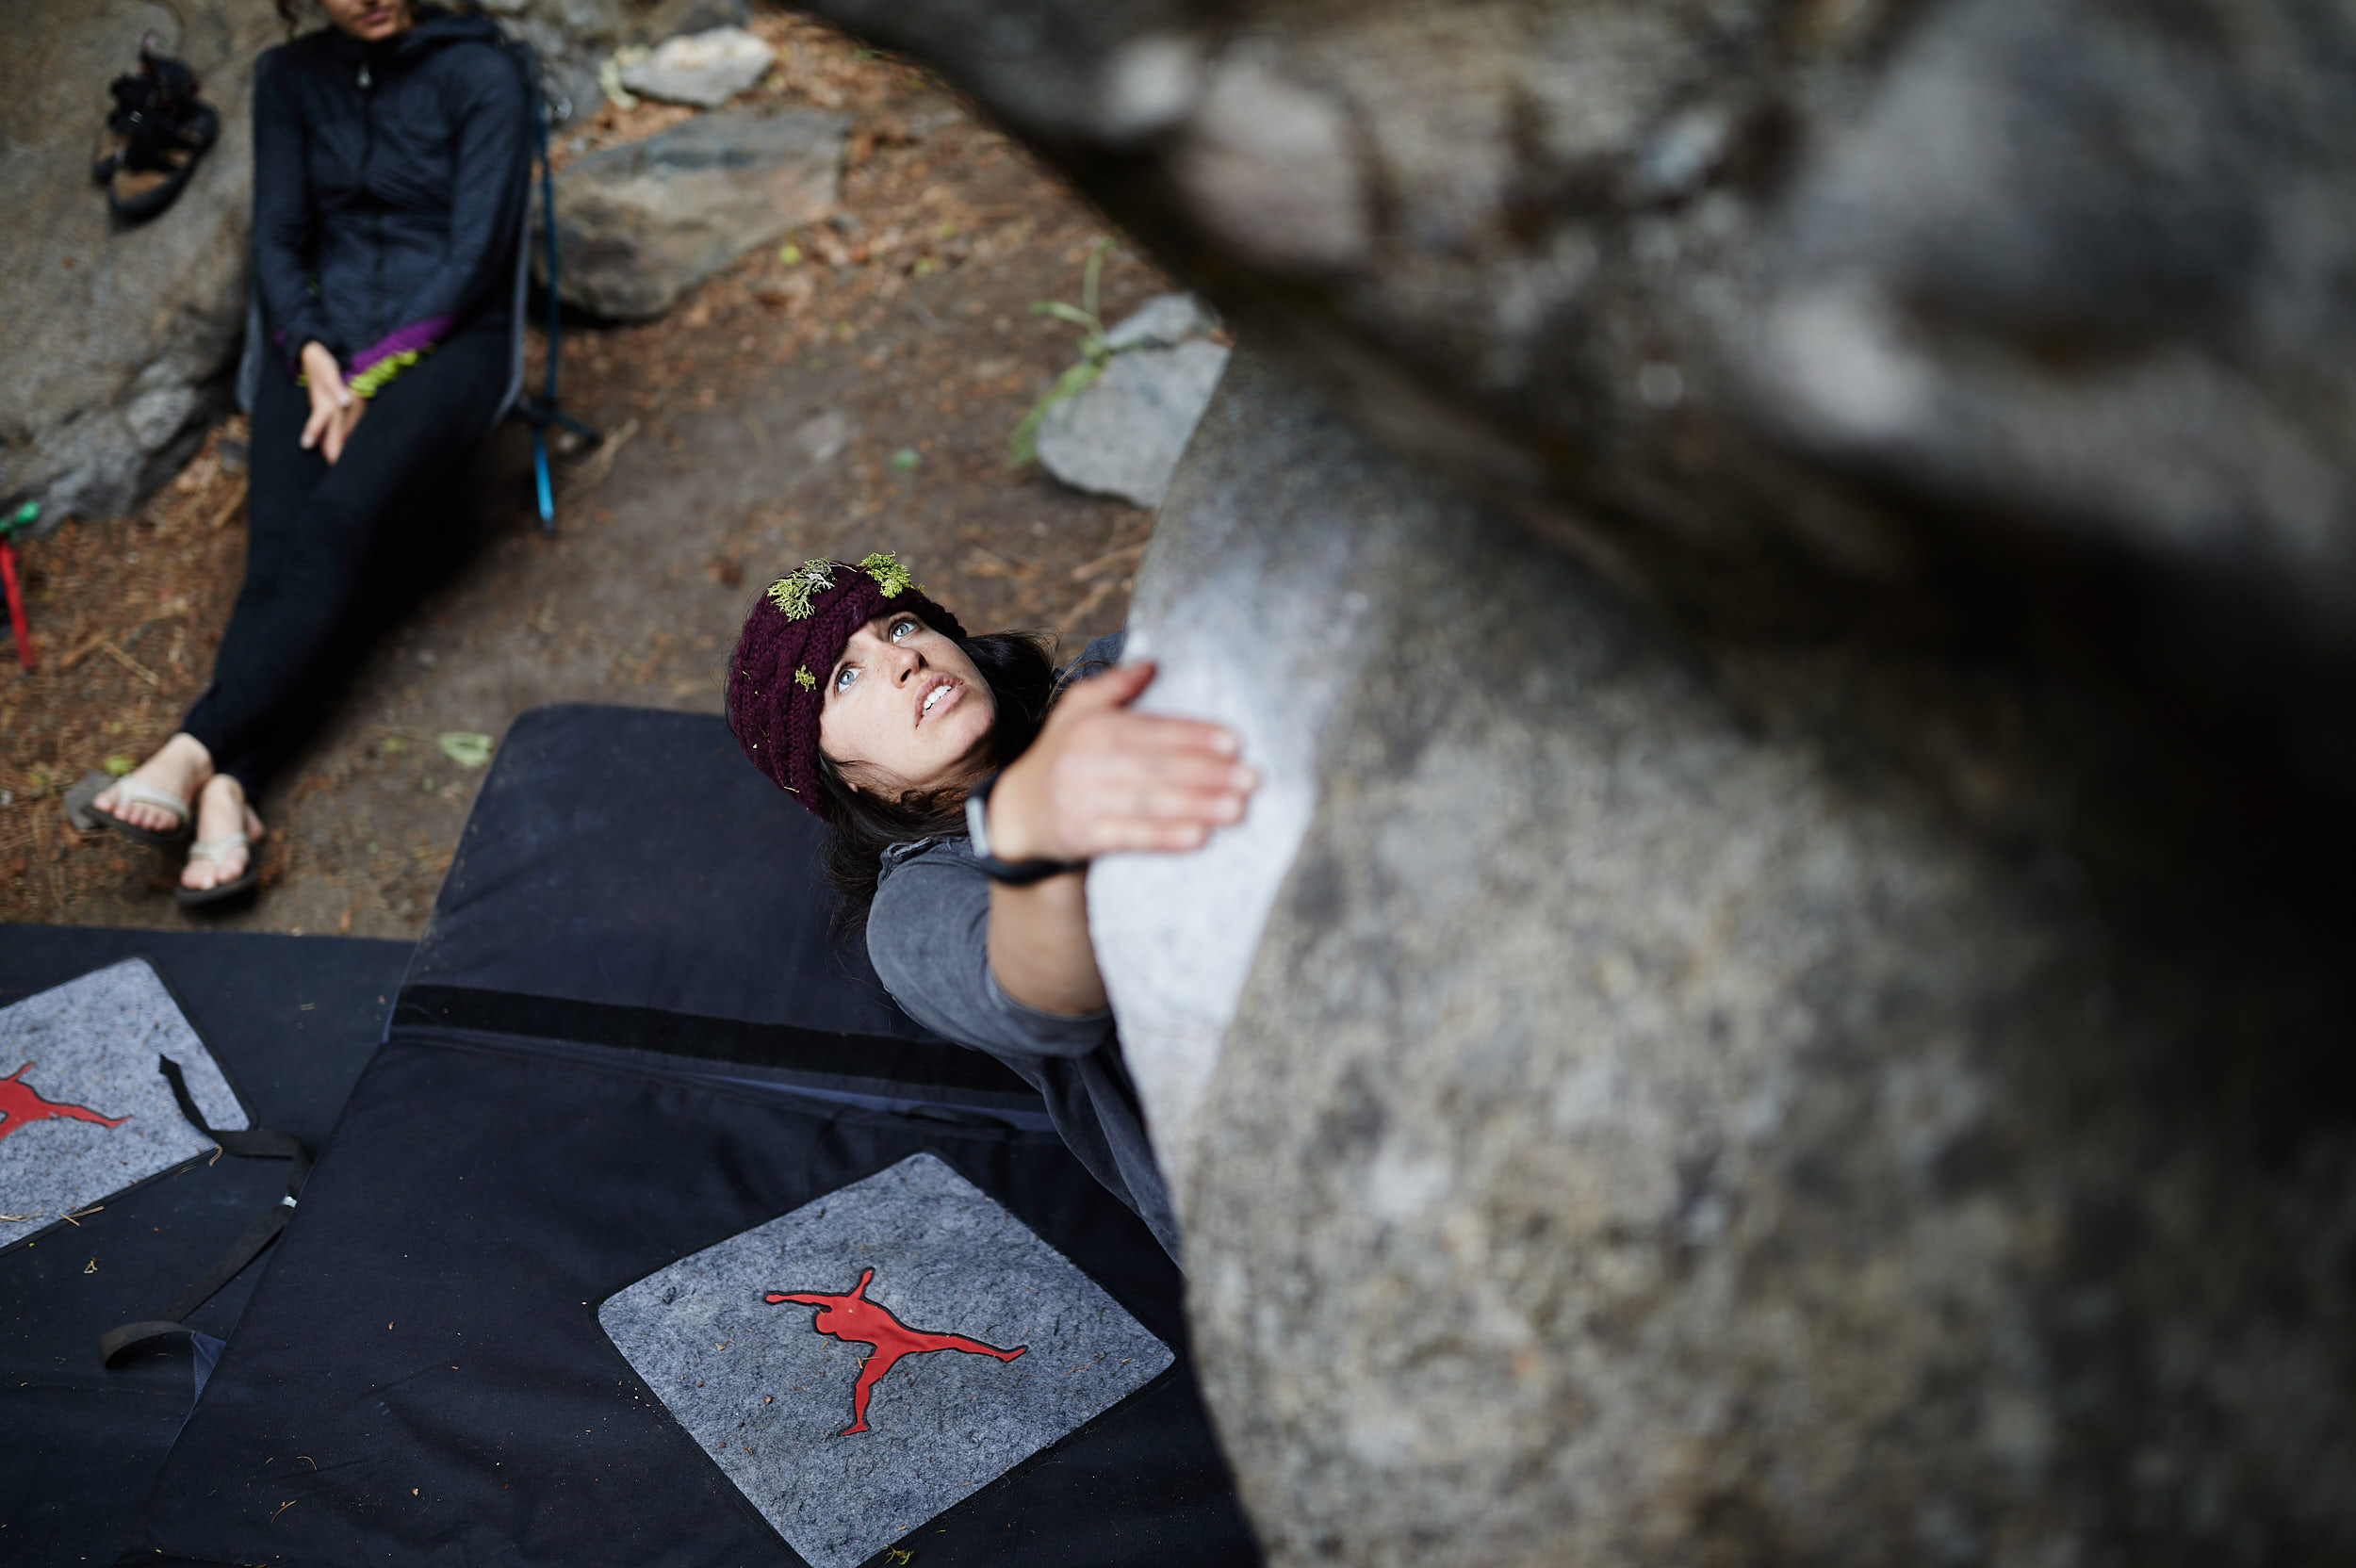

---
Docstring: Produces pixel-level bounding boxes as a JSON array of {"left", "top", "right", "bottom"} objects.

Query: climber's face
[
  {"left": 818, "top": 611, "right": 997, "bottom": 800},
  {"left": 318, "top": 0, "right": 414, "bottom": 42}
]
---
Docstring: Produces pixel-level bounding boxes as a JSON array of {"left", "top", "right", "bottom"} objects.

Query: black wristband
[{"left": 965, "top": 770, "right": 1087, "bottom": 886}]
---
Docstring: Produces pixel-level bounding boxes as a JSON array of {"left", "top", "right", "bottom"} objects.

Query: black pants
[{"left": 182, "top": 323, "right": 509, "bottom": 793}]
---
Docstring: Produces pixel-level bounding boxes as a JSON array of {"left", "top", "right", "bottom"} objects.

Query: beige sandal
[
  {"left": 66, "top": 770, "right": 192, "bottom": 847},
  {"left": 175, "top": 830, "right": 257, "bottom": 906}
]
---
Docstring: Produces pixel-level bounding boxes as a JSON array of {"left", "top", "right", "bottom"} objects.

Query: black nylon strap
[
  {"left": 965, "top": 770, "right": 1088, "bottom": 885},
  {"left": 99, "top": 1055, "right": 313, "bottom": 1369},
  {"left": 158, "top": 1054, "right": 313, "bottom": 1186}
]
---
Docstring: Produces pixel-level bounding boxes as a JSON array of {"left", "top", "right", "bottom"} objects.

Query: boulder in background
[
  {"left": 541, "top": 105, "right": 844, "bottom": 321},
  {"left": 482, "top": 0, "right": 748, "bottom": 122},
  {"left": 617, "top": 24, "right": 774, "bottom": 108},
  {"left": 0, "top": 0, "right": 278, "bottom": 526},
  {"left": 1037, "top": 295, "right": 1228, "bottom": 510}
]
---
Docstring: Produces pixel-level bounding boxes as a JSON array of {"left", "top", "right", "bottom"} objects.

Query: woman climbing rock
[{"left": 725, "top": 553, "right": 1259, "bottom": 1259}]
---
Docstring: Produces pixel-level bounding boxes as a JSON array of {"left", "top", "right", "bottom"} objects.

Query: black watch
[{"left": 965, "top": 771, "right": 1087, "bottom": 886}]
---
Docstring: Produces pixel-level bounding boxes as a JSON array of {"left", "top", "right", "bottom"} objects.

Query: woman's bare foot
[
  {"left": 93, "top": 732, "right": 213, "bottom": 834},
  {"left": 182, "top": 772, "right": 265, "bottom": 892}
]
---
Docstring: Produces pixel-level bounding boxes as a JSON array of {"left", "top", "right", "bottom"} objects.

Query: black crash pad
[
  {"left": 126, "top": 705, "right": 1260, "bottom": 1567},
  {"left": 0, "top": 927, "right": 410, "bottom": 1568}
]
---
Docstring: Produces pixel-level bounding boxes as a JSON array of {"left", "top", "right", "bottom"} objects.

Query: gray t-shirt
[{"left": 864, "top": 634, "right": 1182, "bottom": 1260}]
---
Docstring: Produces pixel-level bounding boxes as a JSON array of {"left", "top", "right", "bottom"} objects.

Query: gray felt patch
[
  {"left": 0, "top": 958, "right": 246, "bottom": 1249},
  {"left": 600, "top": 1152, "right": 1173, "bottom": 1568}
]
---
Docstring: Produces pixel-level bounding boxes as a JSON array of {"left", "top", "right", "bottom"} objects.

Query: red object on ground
[
  {"left": 0, "top": 1062, "right": 131, "bottom": 1144},
  {"left": 0, "top": 540, "right": 31, "bottom": 672},
  {"left": 765, "top": 1266, "right": 1027, "bottom": 1435}
]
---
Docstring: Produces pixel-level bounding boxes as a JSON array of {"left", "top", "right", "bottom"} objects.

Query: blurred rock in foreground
[
  {"left": 1099, "top": 345, "right": 2356, "bottom": 1567},
  {"left": 797, "top": 0, "right": 2356, "bottom": 1557},
  {"left": 803, "top": 0, "right": 2356, "bottom": 809}
]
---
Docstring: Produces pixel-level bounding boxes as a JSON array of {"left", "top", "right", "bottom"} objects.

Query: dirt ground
[{"left": 0, "top": 10, "right": 1174, "bottom": 938}]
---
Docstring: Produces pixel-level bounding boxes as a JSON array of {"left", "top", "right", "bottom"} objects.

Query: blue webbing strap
[
  {"left": 532, "top": 63, "right": 558, "bottom": 531},
  {"left": 511, "top": 41, "right": 599, "bottom": 534}
]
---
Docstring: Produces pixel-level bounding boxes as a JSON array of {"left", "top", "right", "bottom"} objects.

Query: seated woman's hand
[
  {"left": 986, "top": 661, "right": 1257, "bottom": 862},
  {"left": 298, "top": 341, "right": 368, "bottom": 465}
]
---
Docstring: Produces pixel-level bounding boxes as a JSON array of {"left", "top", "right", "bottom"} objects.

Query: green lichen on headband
[
  {"left": 859, "top": 551, "right": 916, "bottom": 598},
  {"left": 794, "top": 666, "right": 816, "bottom": 691},
  {"left": 767, "top": 559, "right": 837, "bottom": 620}
]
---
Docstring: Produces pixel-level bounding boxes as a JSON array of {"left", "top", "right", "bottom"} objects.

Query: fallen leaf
[
  {"left": 102, "top": 755, "right": 134, "bottom": 776},
  {"left": 435, "top": 732, "right": 494, "bottom": 769}
]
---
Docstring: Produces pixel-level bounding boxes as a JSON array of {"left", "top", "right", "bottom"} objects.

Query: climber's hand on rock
[
  {"left": 988, "top": 661, "right": 1256, "bottom": 862},
  {"left": 298, "top": 341, "right": 365, "bottom": 465}
]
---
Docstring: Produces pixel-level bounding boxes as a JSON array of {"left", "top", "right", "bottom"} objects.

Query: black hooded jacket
[{"left": 253, "top": 6, "right": 531, "bottom": 387}]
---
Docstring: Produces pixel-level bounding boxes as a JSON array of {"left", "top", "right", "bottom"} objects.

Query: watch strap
[{"left": 965, "top": 771, "right": 1086, "bottom": 886}]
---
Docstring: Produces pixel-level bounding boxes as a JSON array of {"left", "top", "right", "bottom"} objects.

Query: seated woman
[
  {"left": 81, "top": 0, "right": 529, "bottom": 904},
  {"left": 726, "top": 555, "right": 1258, "bottom": 1259}
]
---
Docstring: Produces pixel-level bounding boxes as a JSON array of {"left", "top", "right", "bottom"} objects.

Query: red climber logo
[
  {"left": 765, "top": 1266, "right": 1026, "bottom": 1435},
  {"left": 0, "top": 1062, "right": 129, "bottom": 1145}
]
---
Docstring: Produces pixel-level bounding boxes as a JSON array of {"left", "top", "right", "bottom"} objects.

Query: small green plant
[{"left": 1006, "top": 239, "right": 1115, "bottom": 469}]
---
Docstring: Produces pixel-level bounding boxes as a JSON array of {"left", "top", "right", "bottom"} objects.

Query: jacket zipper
[{"left": 359, "top": 57, "right": 381, "bottom": 351}]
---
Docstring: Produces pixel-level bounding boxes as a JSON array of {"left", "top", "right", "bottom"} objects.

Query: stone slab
[
  {"left": 545, "top": 105, "right": 844, "bottom": 320},
  {"left": 0, "top": 957, "right": 248, "bottom": 1250},
  {"left": 1103, "top": 290, "right": 1219, "bottom": 351},
  {"left": 1037, "top": 337, "right": 1229, "bottom": 509},
  {"left": 599, "top": 1152, "right": 1171, "bottom": 1568},
  {"left": 618, "top": 24, "right": 775, "bottom": 107}
]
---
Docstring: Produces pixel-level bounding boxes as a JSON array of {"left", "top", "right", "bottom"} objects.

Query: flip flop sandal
[
  {"left": 64, "top": 769, "right": 193, "bottom": 848},
  {"left": 175, "top": 830, "right": 258, "bottom": 907}
]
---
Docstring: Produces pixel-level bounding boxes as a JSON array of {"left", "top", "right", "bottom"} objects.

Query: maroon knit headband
[{"left": 725, "top": 553, "right": 968, "bottom": 819}]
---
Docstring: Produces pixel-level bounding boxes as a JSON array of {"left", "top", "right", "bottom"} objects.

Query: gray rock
[
  {"left": 1102, "top": 290, "right": 1219, "bottom": 351},
  {"left": 616, "top": 24, "right": 774, "bottom": 107},
  {"left": 479, "top": 0, "right": 748, "bottom": 124},
  {"left": 0, "top": 0, "right": 278, "bottom": 524},
  {"left": 632, "top": 0, "right": 750, "bottom": 44},
  {"left": 793, "top": 0, "right": 2356, "bottom": 811},
  {"left": 477, "top": 0, "right": 746, "bottom": 49},
  {"left": 1036, "top": 335, "right": 1229, "bottom": 509},
  {"left": 543, "top": 105, "right": 844, "bottom": 319},
  {"left": 767, "top": 0, "right": 2356, "bottom": 1558},
  {"left": 1093, "top": 349, "right": 2356, "bottom": 1566},
  {"left": 1088, "top": 349, "right": 1401, "bottom": 1201}
]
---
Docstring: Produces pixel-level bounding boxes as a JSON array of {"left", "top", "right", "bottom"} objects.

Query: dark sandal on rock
[
  {"left": 92, "top": 37, "right": 218, "bottom": 223},
  {"left": 64, "top": 768, "right": 193, "bottom": 848}
]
